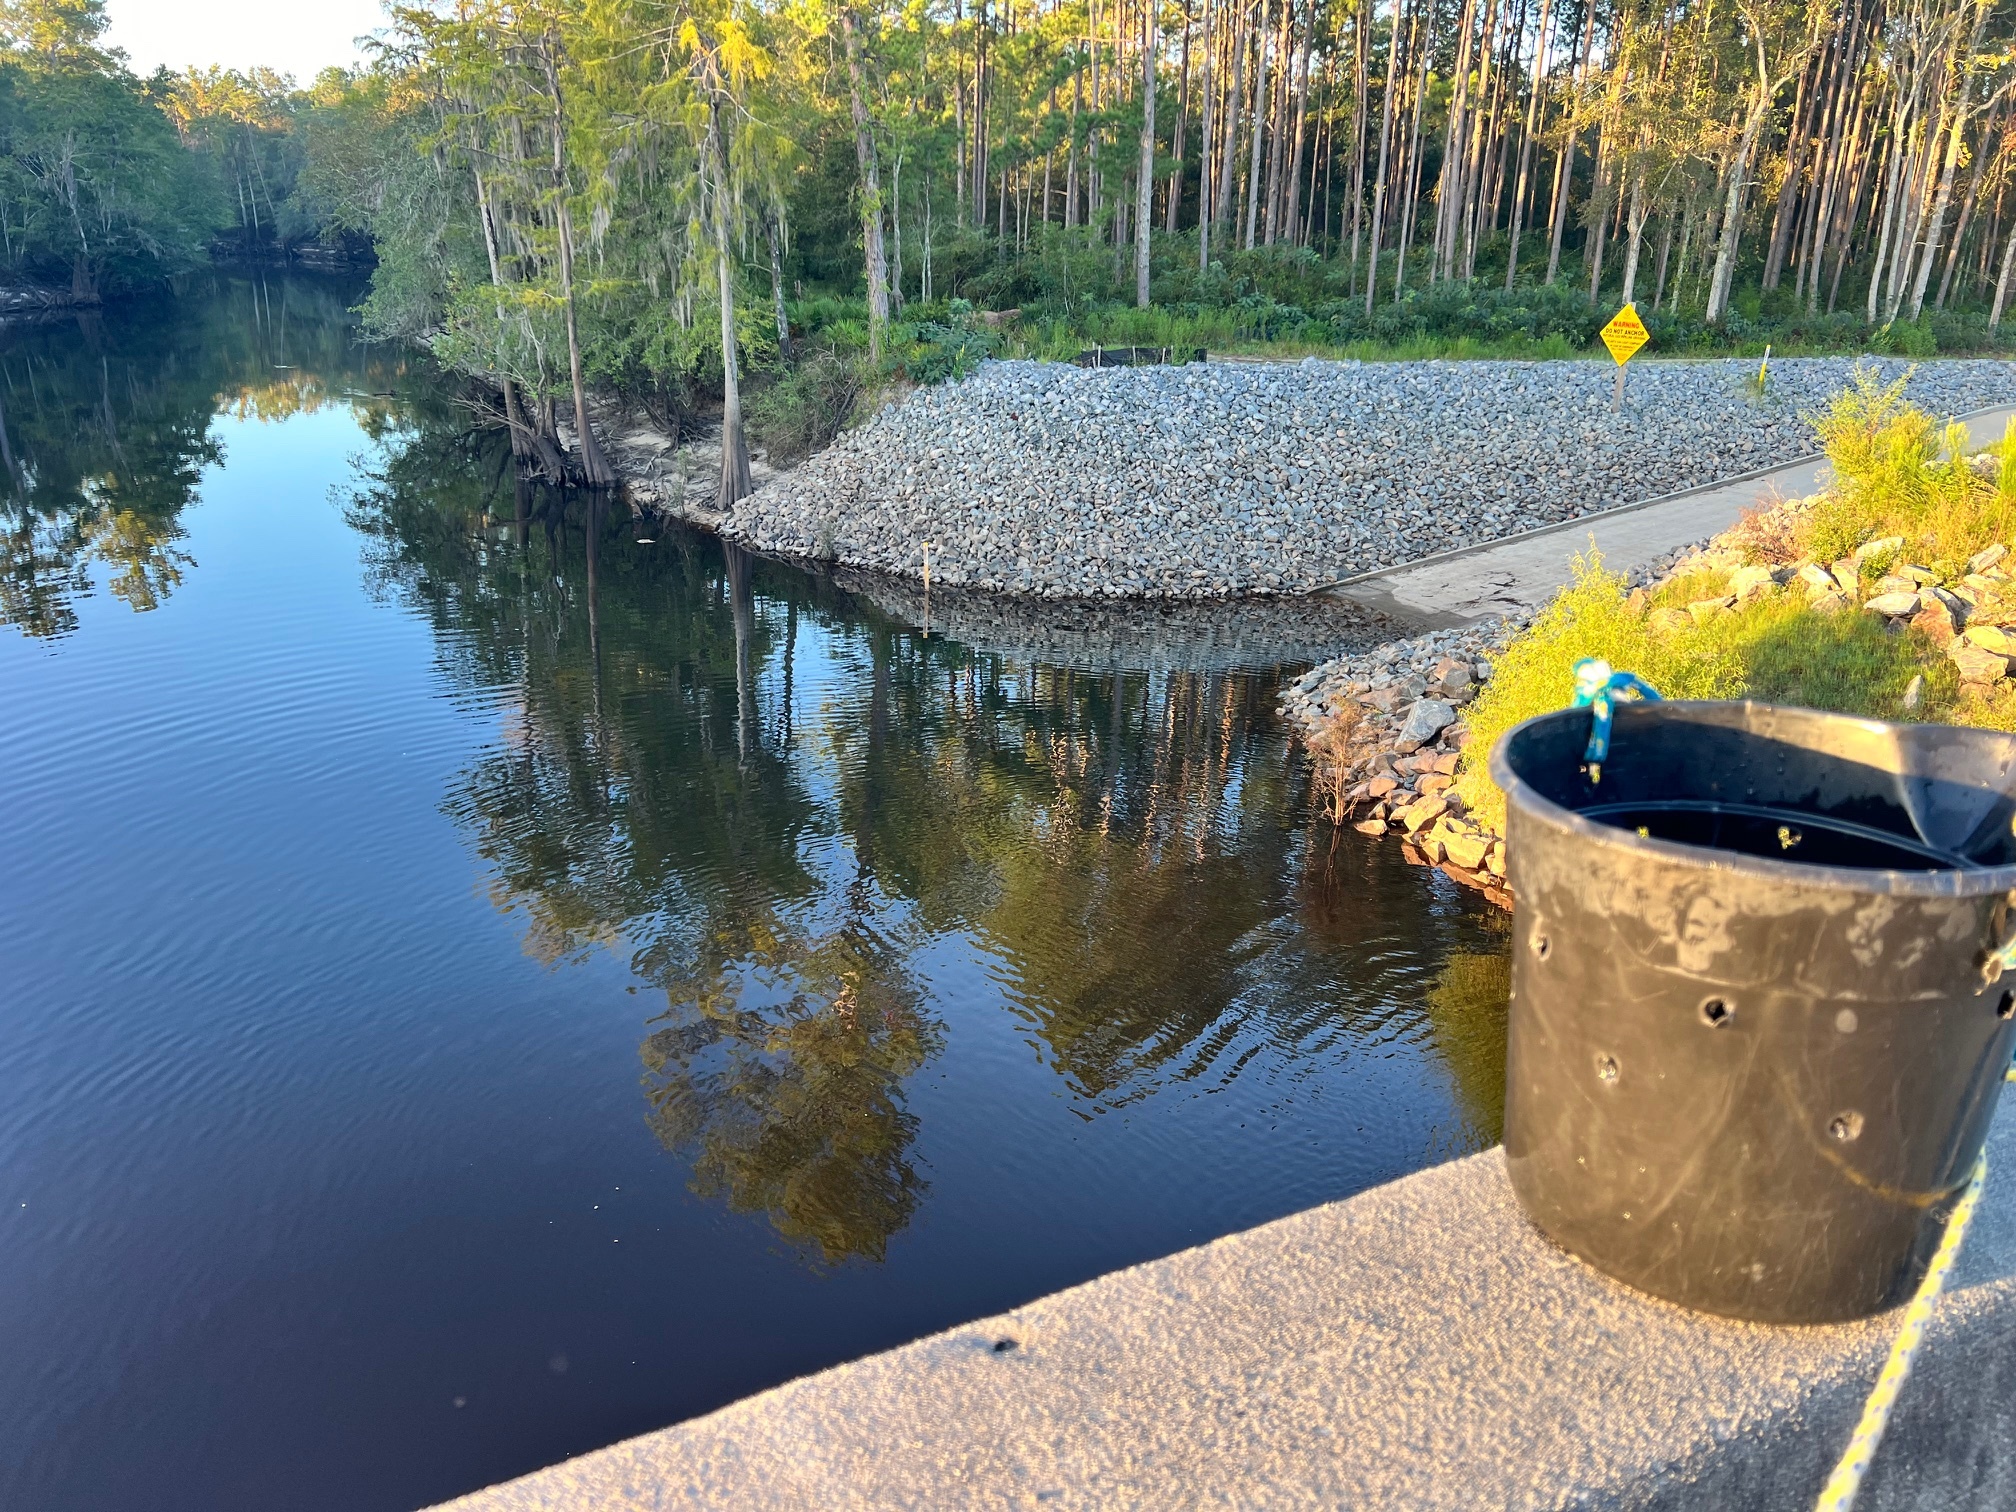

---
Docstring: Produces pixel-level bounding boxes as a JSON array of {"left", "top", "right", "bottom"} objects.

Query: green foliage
[
  {"left": 896, "top": 298, "right": 1000, "bottom": 381},
  {"left": 0, "top": 51, "right": 220, "bottom": 294},
  {"left": 1805, "top": 368, "right": 2016, "bottom": 565},
  {"left": 161, "top": 66, "right": 324, "bottom": 254},
  {"left": 747, "top": 346, "right": 864, "bottom": 464},
  {"left": 1451, "top": 552, "right": 1942, "bottom": 830}
]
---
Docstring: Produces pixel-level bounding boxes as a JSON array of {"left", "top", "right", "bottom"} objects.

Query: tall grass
[
  {"left": 1451, "top": 550, "right": 1950, "bottom": 830},
  {"left": 1803, "top": 367, "right": 2016, "bottom": 567}
]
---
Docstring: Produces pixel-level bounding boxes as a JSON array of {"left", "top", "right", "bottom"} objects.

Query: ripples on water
[{"left": 0, "top": 277, "right": 1511, "bottom": 1511}]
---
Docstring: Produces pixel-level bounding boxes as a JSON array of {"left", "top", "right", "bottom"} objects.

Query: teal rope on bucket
[{"left": 1569, "top": 658, "right": 1662, "bottom": 782}]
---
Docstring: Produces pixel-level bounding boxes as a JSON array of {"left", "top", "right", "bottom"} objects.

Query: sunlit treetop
[{"left": 0, "top": 0, "right": 123, "bottom": 71}]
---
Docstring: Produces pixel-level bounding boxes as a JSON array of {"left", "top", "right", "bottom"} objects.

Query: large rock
[
  {"left": 1950, "top": 640, "right": 2011, "bottom": 683},
  {"left": 1864, "top": 591, "right": 1922, "bottom": 618},
  {"left": 1911, "top": 602, "right": 1959, "bottom": 647},
  {"left": 1397, "top": 698, "right": 1457, "bottom": 745}
]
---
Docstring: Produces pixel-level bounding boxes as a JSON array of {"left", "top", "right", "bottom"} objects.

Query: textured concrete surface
[
  {"left": 1336, "top": 404, "right": 2016, "bottom": 628},
  {"left": 431, "top": 1099, "right": 2016, "bottom": 1511}
]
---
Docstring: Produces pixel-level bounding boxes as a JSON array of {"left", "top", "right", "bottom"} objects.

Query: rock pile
[
  {"left": 710, "top": 356, "right": 2016, "bottom": 601},
  {"left": 1289, "top": 495, "right": 2016, "bottom": 905},
  {"left": 1279, "top": 547, "right": 1701, "bottom": 904},
  {"left": 1281, "top": 621, "right": 1520, "bottom": 902}
]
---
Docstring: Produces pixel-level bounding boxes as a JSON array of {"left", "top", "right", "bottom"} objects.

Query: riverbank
[
  {"left": 0, "top": 284, "right": 95, "bottom": 315},
  {"left": 1277, "top": 550, "right": 1694, "bottom": 906},
  {"left": 611, "top": 355, "right": 2016, "bottom": 603},
  {"left": 1289, "top": 379, "right": 2016, "bottom": 903}
]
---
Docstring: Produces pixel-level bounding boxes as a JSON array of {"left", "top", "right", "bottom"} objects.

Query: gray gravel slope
[{"left": 721, "top": 355, "right": 2016, "bottom": 601}]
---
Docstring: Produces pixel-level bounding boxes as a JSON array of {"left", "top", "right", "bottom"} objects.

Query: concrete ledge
[{"left": 432, "top": 1100, "right": 2016, "bottom": 1510}]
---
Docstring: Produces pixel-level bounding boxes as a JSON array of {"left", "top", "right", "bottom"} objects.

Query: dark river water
[{"left": 0, "top": 276, "right": 1511, "bottom": 1512}]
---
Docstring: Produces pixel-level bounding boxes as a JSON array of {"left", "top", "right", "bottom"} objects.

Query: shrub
[
  {"left": 899, "top": 300, "right": 1000, "bottom": 382},
  {"left": 1451, "top": 550, "right": 1943, "bottom": 830},
  {"left": 1803, "top": 367, "right": 2016, "bottom": 565},
  {"left": 747, "top": 347, "right": 864, "bottom": 465}
]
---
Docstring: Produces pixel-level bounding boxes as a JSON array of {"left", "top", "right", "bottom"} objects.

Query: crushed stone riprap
[
  {"left": 1278, "top": 546, "right": 1702, "bottom": 903},
  {"left": 701, "top": 356, "right": 2016, "bottom": 601}
]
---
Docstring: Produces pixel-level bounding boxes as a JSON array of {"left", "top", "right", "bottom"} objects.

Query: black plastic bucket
[{"left": 1489, "top": 700, "right": 2016, "bottom": 1322}]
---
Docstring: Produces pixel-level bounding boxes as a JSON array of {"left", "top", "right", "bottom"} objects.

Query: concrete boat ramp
[
  {"left": 432, "top": 412, "right": 2016, "bottom": 1511},
  {"left": 1335, "top": 404, "right": 2016, "bottom": 629}
]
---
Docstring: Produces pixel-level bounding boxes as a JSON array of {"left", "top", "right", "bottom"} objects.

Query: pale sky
[{"left": 103, "top": 0, "right": 390, "bottom": 84}]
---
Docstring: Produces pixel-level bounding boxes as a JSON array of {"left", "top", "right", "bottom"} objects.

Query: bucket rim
[{"left": 1486, "top": 699, "right": 2016, "bottom": 898}]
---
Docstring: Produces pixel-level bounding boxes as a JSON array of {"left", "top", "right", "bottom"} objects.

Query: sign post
[{"left": 1600, "top": 303, "right": 1650, "bottom": 412}]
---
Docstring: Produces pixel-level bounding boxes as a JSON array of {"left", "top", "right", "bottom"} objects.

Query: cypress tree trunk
[
  {"left": 765, "top": 210, "right": 792, "bottom": 359},
  {"left": 539, "top": 36, "right": 614, "bottom": 488},
  {"left": 710, "top": 97, "right": 753, "bottom": 510},
  {"left": 842, "top": 6, "right": 890, "bottom": 366}
]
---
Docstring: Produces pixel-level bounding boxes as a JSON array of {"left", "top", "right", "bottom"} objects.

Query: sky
[{"left": 102, "top": 0, "right": 389, "bottom": 83}]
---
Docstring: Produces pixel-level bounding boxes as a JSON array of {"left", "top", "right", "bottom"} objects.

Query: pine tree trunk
[
  {"left": 1992, "top": 216, "right": 2016, "bottom": 328},
  {"left": 1217, "top": 0, "right": 1246, "bottom": 232},
  {"left": 1503, "top": 0, "right": 1554, "bottom": 288},
  {"left": 1393, "top": 10, "right": 1429, "bottom": 300},
  {"left": 1762, "top": 52, "right": 1819, "bottom": 291},
  {"left": 1197, "top": 0, "right": 1215, "bottom": 263},
  {"left": 841, "top": 6, "right": 890, "bottom": 365},
  {"left": 1620, "top": 165, "right": 1647, "bottom": 304},
  {"left": 1363, "top": 0, "right": 1402, "bottom": 314},
  {"left": 1705, "top": 102, "right": 1768, "bottom": 326},
  {"left": 1166, "top": 1, "right": 1191, "bottom": 233},
  {"left": 1347, "top": 0, "right": 1369, "bottom": 289},
  {"left": 1936, "top": 92, "right": 2004, "bottom": 310},
  {"left": 1263, "top": 0, "right": 1292, "bottom": 240},
  {"left": 1243, "top": 0, "right": 1271, "bottom": 248},
  {"left": 1544, "top": 0, "right": 1596, "bottom": 286},
  {"left": 1283, "top": 8, "right": 1312, "bottom": 245},
  {"left": 1137, "top": 0, "right": 1158, "bottom": 304}
]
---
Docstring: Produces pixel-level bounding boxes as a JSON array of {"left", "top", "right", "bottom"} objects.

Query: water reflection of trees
[
  {"left": 0, "top": 274, "right": 418, "bottom": 637},
  {"left": 353, "top": 442, "right": 1504, "bottom": 1262}
]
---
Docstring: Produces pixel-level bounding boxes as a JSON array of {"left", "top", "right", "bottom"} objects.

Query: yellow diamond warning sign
[{"left": 1600, "top": 303, "right": 1650, "bottom": 365}]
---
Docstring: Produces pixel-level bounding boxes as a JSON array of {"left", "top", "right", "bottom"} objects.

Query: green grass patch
[
  {"left": 1451, "top": 553, "right": 1954, "bottom": 831},
  {"left": 1453, "top": 371, "right": 2016, "bottom": 830}
]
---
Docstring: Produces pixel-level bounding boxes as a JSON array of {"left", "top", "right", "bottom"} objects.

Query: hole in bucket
[
  {"left": 1700, "top": 997, "right": 1733, "bottom": 1027},
  {"left": 1533, "top": 933, "right": 1552, "bottom": 961},
  {"left": 1999, "top": 990, "right": 2014, "bottom": 1021},
  {"left": 1829, "top": 1112, "right": 1865, "bottom": 1143},
  {"left": 1594, "top": 1055, "right": 1619, "bottom": 1084}
]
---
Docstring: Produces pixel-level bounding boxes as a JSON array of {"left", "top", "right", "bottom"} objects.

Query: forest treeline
[{"left": 12, "top": 0, "right": 2016, "bottom": 490}]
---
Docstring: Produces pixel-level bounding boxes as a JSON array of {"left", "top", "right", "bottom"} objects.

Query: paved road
[{"left": 1335, "top": 404, "right": 2016, "bottom": 629}]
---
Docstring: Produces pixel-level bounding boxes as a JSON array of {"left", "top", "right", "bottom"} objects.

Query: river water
[{"left": 0, "top": 276, "right": 1511, "bottom": 1511}]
